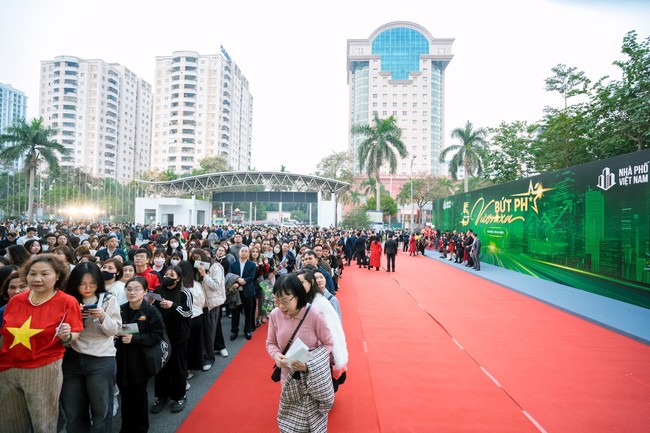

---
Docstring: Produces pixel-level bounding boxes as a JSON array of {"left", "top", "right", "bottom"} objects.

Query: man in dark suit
[
  {"left": 344, "top": 231, "right": 356, "bottom": 264},
  {"left": 228, "top": 245, "right": 257, "bottom": 340},
  {"left": 94, "top": 234, "right": 126, "bottom": 261},
  {"left": 384, "top": 233, "right": 398, "bottom": 272},
  {"left": 354, "top": 231, "right": 367, "bottom": 268},
  {"left": 471, "top": 232, "right": 481, "bottom": 271}
]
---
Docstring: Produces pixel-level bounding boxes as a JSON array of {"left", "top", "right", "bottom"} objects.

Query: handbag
[
  {"left": 271, "top": 305, "right": 311, "bottom": 382},
  {"left": 142, "top": 327, "right": 172, "bottom": 377}
]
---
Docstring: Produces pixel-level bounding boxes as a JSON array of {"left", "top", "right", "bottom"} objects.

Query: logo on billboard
[
  {"left": 461, "top": 180, "right": 553, "bottom": 227},
  {"left": 596, "top": 167, "right": 616, "bottom": 191}
]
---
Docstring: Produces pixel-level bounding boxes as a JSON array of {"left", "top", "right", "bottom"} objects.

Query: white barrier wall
[{"left": 135, "top": 197, "right": 212, "bottom": 227}]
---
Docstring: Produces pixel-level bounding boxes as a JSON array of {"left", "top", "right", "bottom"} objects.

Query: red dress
[
  {"left": 409, "top": 236, "right": 417, "bottom": 254},
  {"left": 369, "top": 241, "right": 382, "bottom": 268}
]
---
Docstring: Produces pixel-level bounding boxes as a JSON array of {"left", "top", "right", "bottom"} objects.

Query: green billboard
[{"left": 431, "top": 149, "right": 650, "bottom": 308}]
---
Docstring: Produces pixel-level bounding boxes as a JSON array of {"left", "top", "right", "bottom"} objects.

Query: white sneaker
[
  {"left": 219, "top": 349, "right": 229, "bottom": 358},
  {"left": 202, "top": 364, "right": 212, "bottom": 371},
  {"left": 185, "top": 381, "right": 191, "bottom": 391},
  {"left": 186, "top": 371, "right": 194, "bottom": 380}
]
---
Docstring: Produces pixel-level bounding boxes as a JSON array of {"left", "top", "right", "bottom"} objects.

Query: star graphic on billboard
[{"left": 511, "top": 181, "right": 554, "bottom": 214}]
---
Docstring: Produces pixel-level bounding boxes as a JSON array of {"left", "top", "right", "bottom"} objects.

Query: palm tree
[
  {"left": 351, "top": 113, "right": 408, "bottom": 210},
  {"left": 439, "top": 121, "right": 489, "bottom": 193},
  {"left": 0, "top": 117, "right": 68, "bottom": 222}
]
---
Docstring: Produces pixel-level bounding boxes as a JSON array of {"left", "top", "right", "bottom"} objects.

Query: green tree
[
  {"left": 439, "top": 121, "right": 489, "bottom": 193},
  {"left": 588, "top": 30, "right": 650, "bottom": 157},
  {"left": 191, "top": 156, "right": 230, "bottom": 176},
  {"left": 544, "top": 63, "right": 591, "bottom": 109},
  {"left": 365, "top": 192, "right": 397, "bottom": 220},
  {"left": 397, "top": 177, "right": 431, "bottom": 224},
  {"left": 0, "top": 117, "right": 69, "bottom": 222},
  {"left": 484, "top": 121, "right": 541, "bottom": 183},
  {"left": 342, "top": 207, "right": 372, "bottom": 229},
  {"left": 351, "top": 113, "right": 408, "bottom": 211},
  {"left": 315, "top": 151, "right": 353, "bottom": 181},
  {"left": 535, "top": 105, "right": 594, "bottom": 171}
]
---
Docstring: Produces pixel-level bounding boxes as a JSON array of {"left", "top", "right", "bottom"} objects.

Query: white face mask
[
  {"left": 273, "top": 248, "right": 281, "bottom": 254},
  {"left": 171, "top": 259, "right": 180, "bottom": 266},
  {"left": 170, "top": 242, "right": 179, "bottom": 248},
  {"left": 154, "top": 258, "right": 166, "bottom": 266}
]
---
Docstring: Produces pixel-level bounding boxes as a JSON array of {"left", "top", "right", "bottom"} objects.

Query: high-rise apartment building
[
  {"left": 39, "top": 56, "right": 153, "bottom": 182},
  {"left": 347, "top": 22, "right": 453, "bottom": 176},
  {"left": 0, "top": 82, "right": 27, "bottom": 172},
  {"left": 0, "top": 82, "right": 27, "bottom": 134},
  {"left": 151, "top": 48, "right": 253, "bottom": 174}
]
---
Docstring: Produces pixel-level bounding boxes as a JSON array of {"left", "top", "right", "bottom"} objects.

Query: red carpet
[{"left": 179, "top": 253, "right": 650, "bottom": 432}]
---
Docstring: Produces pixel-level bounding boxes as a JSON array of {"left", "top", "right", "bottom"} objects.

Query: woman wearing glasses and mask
[{"left": 266, "top": 274, "right": 334, "bottom": 433}]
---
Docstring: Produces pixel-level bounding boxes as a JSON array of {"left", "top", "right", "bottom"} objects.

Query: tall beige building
[
  {"left": 39, "top": 56, "right": 153, "bottom": 182},
  {"left": 347, "top": 22, "right": 453, "bottom": 176},
  {"left": 151, "top": 49, "right": 253, "bottom": 174}
]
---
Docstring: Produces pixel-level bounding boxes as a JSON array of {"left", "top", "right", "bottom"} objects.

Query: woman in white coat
[
  {"left": 295, "top": 268, "right": 348, "bottom": 391},
  {"left": 190, "top": 248, "right": 228, "bottom": 368}
]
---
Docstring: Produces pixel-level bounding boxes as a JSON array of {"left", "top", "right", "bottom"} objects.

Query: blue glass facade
[
  {"left": 0, "top": 83, "right": 27, "bottom": 135},
  {"left": 350, "top": 62, "right": 369, "bottom": 169},
  {"left": 430, "top": 62, "right": 443, "bottom": 174},
  {"left": 371, "top": 28, "right": 429, "bottom": 80}
]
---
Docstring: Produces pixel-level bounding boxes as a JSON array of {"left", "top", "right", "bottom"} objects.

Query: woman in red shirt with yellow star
[{"left": 0, "top": 255, "right": 84, "bottom": 433}]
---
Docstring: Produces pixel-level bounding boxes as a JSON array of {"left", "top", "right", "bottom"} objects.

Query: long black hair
[
  {"left": 64, "top": 261, "right": 107, "bottom": 303},
  {"left": 7, "top": 245, "right": 30, "bottom": 267},
  {"left": 293, "top": 268, "right": 317, "bottom": 303},
  {"left": 157, "top": 264, "right": 183, "bottom": 304}
]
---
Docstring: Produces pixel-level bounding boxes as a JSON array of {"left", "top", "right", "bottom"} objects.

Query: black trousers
[
  {"left": 231, "top": 295, "right": 255, "bottom": 334},
  {"left": 187, "top": 316, "right": 205, "bottom": 370},
  {"left": 356, "top": 251, "right": 366, "bottom": 267},
  {"left": 154, "top": 340, "right": 187, "bottom": 401},
  {"left": 213, "top": 305, "right": 226, "bottom": 351},
  {"left": 386, "top": 253, "right": 396, "bottom": 271},
  {"left": 402, "top": 241, "right": 409, "bottom": 252},
  {"left": 118, "top": 381, "right": 149, "bottom": 433}
]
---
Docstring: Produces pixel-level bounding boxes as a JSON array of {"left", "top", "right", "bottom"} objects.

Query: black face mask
[
  {"left": 162, "top": 277, "right": 177, "bottom": 287},
  {"left": 101, "top": 271, "right": 116, "bottom": 281}
]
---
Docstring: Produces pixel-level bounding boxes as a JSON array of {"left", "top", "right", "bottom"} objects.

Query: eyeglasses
[
  {"left": 125, "top": 287, "right": 144, "bottom": 293},
  {"left": 273, "top": 296, "right": 295, "bottom": 307}
]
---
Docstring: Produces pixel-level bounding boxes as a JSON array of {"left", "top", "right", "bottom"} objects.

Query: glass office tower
[{"left": 347, "top": 22, "right": 453, "bottom": 176}]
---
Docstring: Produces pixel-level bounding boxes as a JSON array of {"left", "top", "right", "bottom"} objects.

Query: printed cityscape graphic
[{"left": 432, "top": 149, "right": 650, "bottom": 309}]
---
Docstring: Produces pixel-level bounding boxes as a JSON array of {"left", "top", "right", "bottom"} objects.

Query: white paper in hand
[{"left": 284, "top": 337, "right": 312, "bottom": 364}]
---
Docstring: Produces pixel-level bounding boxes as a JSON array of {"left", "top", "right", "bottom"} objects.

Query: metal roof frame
[{"left": 137, "top": 171, "right": 350, "bottom": 197}]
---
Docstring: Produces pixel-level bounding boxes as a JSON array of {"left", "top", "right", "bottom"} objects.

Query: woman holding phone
[{"left": 61, "top": 262, "right": 122, "bottom": 433}]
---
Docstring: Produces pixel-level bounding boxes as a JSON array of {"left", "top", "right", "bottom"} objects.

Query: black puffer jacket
[{"left": 115, "top": 301, "right": 165, "bottom": 386}]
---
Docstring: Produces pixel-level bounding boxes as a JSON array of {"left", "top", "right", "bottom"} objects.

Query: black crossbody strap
[{"left": 281, "top": 305, "right": 311, "bottom": 355}]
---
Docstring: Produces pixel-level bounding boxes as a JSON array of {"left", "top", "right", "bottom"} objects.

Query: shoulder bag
[
  {"left": 271, "top": 305, "right": 311, "bottom": 382},
  {"left": 142, "top": 326, "right": 172, "bottom": 377}
]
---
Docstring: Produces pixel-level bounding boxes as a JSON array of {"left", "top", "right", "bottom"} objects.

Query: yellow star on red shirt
[{"left": 7, "top": 316, "right": 45, "bottom": 350}]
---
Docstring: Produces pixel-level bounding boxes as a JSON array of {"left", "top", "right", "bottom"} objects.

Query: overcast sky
[{"left": 1, "top": 0, "right": 648, "bottom": 175}]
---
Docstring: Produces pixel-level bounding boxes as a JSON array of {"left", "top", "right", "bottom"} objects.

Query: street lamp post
[{"left": 410, "top": 156, "right": 417, "bottom": 230}]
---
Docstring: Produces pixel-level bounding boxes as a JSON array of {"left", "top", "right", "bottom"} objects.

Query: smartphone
[{"left": 83, "top": 304, "right": 98, "bottom": 310}]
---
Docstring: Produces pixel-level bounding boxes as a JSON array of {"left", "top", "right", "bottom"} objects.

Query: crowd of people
[
  {"left": 0, "top": 219, "right": 482, "bottom": 433},
  {"left": 0, "top": 220, "right": 361, "bottom": 433}
]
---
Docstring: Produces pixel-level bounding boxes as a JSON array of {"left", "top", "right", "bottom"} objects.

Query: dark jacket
[
  {"left": 115, "top": 301, "right": 165, "bottom": 386},
  {"left": 384, "top": 238, "right": 398, "bottom": 255},
  {"left": 228, "top": 259, "right": 257, "bottom": 298}
]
